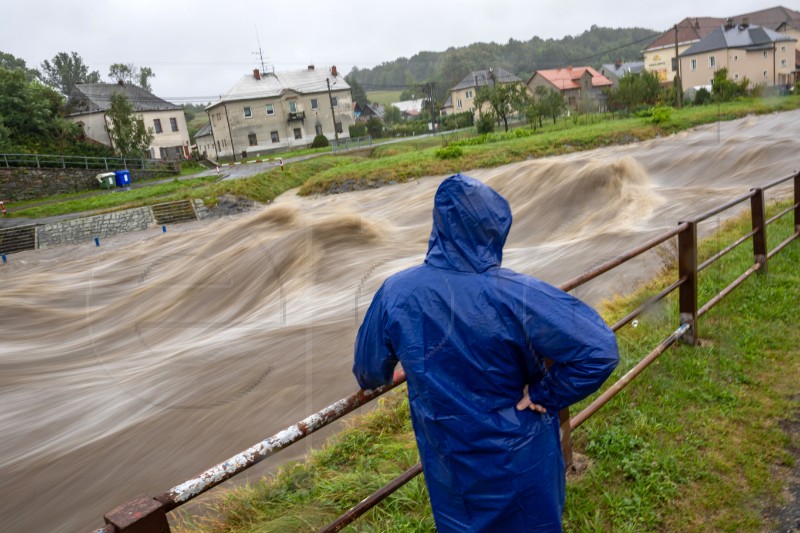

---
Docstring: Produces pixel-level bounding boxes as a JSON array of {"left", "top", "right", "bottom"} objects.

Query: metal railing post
[
  {"left": 750, "top": 188, "right": 768, "bottom": 274},
  {"left": 678, "top": 221, "right": 698, "bottom": 345},
  {"left": 795, "top": 171, "right": 800, "bottom": 235},
  {"left": 103, "top": 495, "right": 170, "bottom": 533}
]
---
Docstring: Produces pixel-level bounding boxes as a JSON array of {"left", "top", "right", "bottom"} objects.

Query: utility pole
[
  {"left": 327, "top": 77, "right": 338, "bottom": 141},
  {"left": 674, "top": 25, "right": 683, "bottom": 109}
]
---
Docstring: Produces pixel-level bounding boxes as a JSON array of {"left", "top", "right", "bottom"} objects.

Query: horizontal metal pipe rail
[
  {"left": 95, "top": 170, "right": 800, "bottom": 533},
  {"left": 315, "top": 171, "right": 800, "bottom": 531}
]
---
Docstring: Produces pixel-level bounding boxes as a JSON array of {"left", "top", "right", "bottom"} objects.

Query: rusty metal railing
[{"left": 95, "top": 170, "right": 800, "bottom": 533}]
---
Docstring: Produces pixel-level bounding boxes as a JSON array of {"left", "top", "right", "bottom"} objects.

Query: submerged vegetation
[{"left": 174, "top": 203, "right": 799, "bottom": 531}]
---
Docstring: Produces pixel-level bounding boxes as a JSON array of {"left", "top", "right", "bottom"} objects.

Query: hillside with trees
[{"left": 349, "top": 25, "right": 658, "bottom": 101}]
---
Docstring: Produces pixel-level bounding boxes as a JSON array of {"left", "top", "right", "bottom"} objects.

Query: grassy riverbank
[
  {"left": 173, "top": 200, "right": 799, "bottom": 532},
  {"left": 6, "top": 96, "right": 800, "bottom": 219}
]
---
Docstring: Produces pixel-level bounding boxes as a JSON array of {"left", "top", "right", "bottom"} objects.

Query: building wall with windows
[
  {"left": 207, "top": 68, "right": 355, "bottom": 159},
  {"left": 680, "top": 42, "right": 796, "bottom": 89}
]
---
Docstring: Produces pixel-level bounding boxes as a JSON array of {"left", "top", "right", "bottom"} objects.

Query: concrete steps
[
  {"left": 0, "top": 224, "right": 36, "bottom": 255},
  {"left": 151, "top": 200, "right": 197, "bottom": 225}
]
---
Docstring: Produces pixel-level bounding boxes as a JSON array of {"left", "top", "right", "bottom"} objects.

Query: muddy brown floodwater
[{"left": 1, "top": 110, "right": 798, "bottom": 532}]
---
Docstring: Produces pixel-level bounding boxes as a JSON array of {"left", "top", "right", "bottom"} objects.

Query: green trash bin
[{"left": 96, "top": 172, "right": 116, "bottom": 189}]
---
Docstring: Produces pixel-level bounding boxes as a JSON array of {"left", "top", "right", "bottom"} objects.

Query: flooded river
[{"left": 0, "top": 110, "right": 798, "bottom": 532}]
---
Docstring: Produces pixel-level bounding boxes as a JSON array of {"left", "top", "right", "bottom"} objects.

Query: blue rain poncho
[{"left": 353, "top": 174, "right": 619, "bottom": 532}]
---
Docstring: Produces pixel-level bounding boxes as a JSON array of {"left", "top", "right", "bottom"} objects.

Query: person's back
[{"left": 354, "top": 173, "right": 619, "bottom": 532}]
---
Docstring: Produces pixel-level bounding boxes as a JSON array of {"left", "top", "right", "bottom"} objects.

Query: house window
[
  {"left": 217, "top": 141, "right": 221, "bottom": 151},
  {"left": 294, "top": 128, "right": 302, "bottom": 140},
  {"left": 266, "top": 104, "right": 275, "bottom": 115},
  {"left": 288, "top": 101, "right": 298, "bottom": 113},
  {"left": 466, "top": 90, "right": 473, "bottom": 99},
  {"left": 733, "top": 55, "right": 738, "bottom": 62},
  {"left": 271, "top": 131, "right": 279, "bottom": 143},
  {"left": 243, "top": 106, "right": 252, "bottom": 118},
  {"left": 781, "top": 45, "right": 787, "bottom": 52},
  {"left": 690, "top": 59, "right": 697, "bottom": 71},
  {"left": 764, "top": 70, "right": 768, "bottom": 78},
  {"left": 311, "top": 98, "right": 318, "bottom": 109},
  {"left": 734, "top": 73, "right": 739, "bottom": 80},
  {"left": 457, "top": 99, "right": 462, "bottom": 109},
  {"left": 763, "top": 51, "right": 769, "bottom": 58},
  {"left": 315, "top": 124, "right": 323, "bottom": 136},
  {"left": 781, "top": 59, "right": 787, "bottom": 68},
  {"left": 331, "top": 96, "right": 338, "bottom": 106},
  {"left": 170, "top": 117, "right": 178, "bottom": 132},
  {"left": 708, "top": 56, "right": 716, "bottom": 68},
  {"left": 248, "top": 133, "right": 257, "bottom": 146},
  {"left": 335, "top": 122, "right": 343, "bottom": 134},
  {"left": 153, "top": 119, "right": 162, "bottom": 133}
]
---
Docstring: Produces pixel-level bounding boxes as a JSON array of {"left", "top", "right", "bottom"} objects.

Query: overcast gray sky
[{"left": 2, "top": 0, "right": 797, "bottom": 103}]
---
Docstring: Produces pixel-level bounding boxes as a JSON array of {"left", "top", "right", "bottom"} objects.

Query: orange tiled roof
[{"left": 532, "top": 67, "right": 613, "bottom": 90}]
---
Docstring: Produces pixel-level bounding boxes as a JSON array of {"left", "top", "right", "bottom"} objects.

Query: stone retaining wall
[
  {"left": 37, "top": 207, "right": 155, "bottom": 248},
  {"left": 0, "top": 168, "right": 172, "bottom": 202}
]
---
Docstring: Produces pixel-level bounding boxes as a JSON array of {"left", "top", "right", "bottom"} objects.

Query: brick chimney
[
  {"left": 614, "top": 58, "right": 623, "bottom": 69},
  {"left": 117, "top": 80, "right": 124, "bottom": 86},
  {"left": 253, "top": 69, "right": 261, "bottom": 80},
  {"left": 308, "top": 64, "right": 315, "bottom": 70},
  {"left": 331, "top": 65, "right": 338, "bottom": 77}
]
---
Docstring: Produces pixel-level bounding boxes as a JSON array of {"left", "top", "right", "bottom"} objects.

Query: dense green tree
[
  {"left": 711, "top": 68, "right": 748, "bottom": 102},
  {"left": 475, "top": 82, "right": 526, "bottom": 131},
  {"left": 0, "top": 51, "right": 39, "bottom": 81},
  {"left": 106, "top": 91, "right": 153, "bottom": 157},
  {"left": 40, "top": 51, "right": 100, "bottom": 95},
  {"left": 534, "top": 86, "right": 566, "bottom": 124},
  {"left": 344, "top": 74, "right": 368, "bottom": 108},
  {"left": 108, "top": 63, "right": 156, "bottom": 91},
  {"left": 606, "top": 70, "right": 660, "bottom": 111},
  {"left": 365, "top": 117, "right": 383, "bottom": 138},
  {"left": 0, "top": 66, "right": 80, "bottom": 152},
  {"left": 383, "top": 105, "right": 402, "bottom": 125},
  {"left": 350, "top": 26, "right": 658, "bottom": 98}
]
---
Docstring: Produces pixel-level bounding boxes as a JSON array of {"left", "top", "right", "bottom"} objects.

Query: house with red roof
[{"left": 526, "top": 67, "right": 613, "bottom": 111}]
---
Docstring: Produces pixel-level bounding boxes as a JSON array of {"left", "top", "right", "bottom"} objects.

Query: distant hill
[{"left": 349, "top": 25, "right": 659, "bottom": 101}]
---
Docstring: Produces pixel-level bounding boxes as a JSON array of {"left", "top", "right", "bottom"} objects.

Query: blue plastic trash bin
[{"left": 114, "top": 170, "right": 131, "bottom": 187}]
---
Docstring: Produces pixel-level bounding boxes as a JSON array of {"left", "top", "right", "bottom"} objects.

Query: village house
[
  {"left": 600, "top": 59, "right": 646, "bottom": 86},
  {"left": 643, "top": 6, "right": 800, "bottom": 84},
  {"left": 194, "top": 122, "right": 215, "bottom": 160},
  {"left": 527, "top": 67, "right": 613, "bottom": 111},
  {"left": 206, "top": 66, "right": 354, "bottom": 160},
  {"left": 65, "top": 81, "right": 190, "bottom": 160},
  {"left": 679, "top": 22, "right": 796, "bottom": 89},
  {"left": 443, "top": 68, "right": 522, "bottom": 120}
]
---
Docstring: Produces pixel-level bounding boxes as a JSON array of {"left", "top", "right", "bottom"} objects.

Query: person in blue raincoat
[{"left": 353, "top": 173, "right": 619, "bottom": 532}]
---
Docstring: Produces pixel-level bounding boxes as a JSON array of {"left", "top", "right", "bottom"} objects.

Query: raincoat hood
[{"left": 425, "top": 174, "right": 512, "bottom": 273}]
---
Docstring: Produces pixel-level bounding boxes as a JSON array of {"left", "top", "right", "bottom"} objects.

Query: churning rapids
[{"left": 1, "top": 111, "right": 798, "bottom": 532}]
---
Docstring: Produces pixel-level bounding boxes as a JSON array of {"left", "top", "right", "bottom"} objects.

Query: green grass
[
  {"left": 173, "top": 202, "right": 800, "bottom": 532},
  {"left": 368, "top": 91, "right": 403, "bottom": 106},
  {"left": 8, "top": 176, "right": 218, "bottom": 218},
  {"left": 8, "top": 96, "right": 799, "bottom": 220}
]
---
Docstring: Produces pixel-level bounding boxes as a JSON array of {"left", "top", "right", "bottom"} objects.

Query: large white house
[
  {"left": 206, "top": 66, "right": 355, "bottom": 160},
  {"left": 65, "top": 81, "right": 190, "bottom": 160}
]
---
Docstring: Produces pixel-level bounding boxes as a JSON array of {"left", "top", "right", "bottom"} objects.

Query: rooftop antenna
[{"left": 253, "top": 26, "right": 267, "bottom": 74}]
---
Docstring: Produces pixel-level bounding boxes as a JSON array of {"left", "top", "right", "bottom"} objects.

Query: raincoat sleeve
[
  {"left": 522, "top": 281, "right": 619, "bottom": 413},
  {"left": 353, "top": 285, "right": 399, "bottom": 390}
]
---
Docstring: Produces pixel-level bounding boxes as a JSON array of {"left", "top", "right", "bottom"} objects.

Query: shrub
[
  {"left": 311, "top": 134, "right": 329, "bottom": 148},
  {"left": 650, "top": 106, "right": 672, "bottom": 124},
  {"left": 434, "top": 145, "right": 463, "bottom": 159},
  {"left": 365, "top": 117, "right": 383, "bottom": 138},
  {"left": 348, "top": 123, "right": 367, "bottom": 138},
  {"left": 475, "top": 113, "right": 495, "bottom": 134},
  {"left": 694, "top": 88, "right": 711, "bottom": 106}
]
